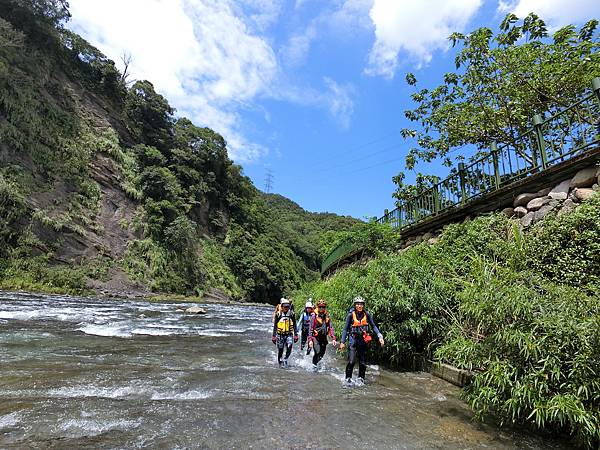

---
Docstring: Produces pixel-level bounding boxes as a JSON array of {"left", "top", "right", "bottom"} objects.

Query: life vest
[
  {"left": 313, "top": 313, "right": 330, "bottom": 337},
  {"left": 301, "top": 311, "right": 312, "bottom": 331},
  {"left": 351, "top": 311, "right": 369, "bottom": 333},
  {"left": 276, "top": 310, "right": 294, "bottom": 335},
  {"left": 272, "top": 303, "right": 294, "bottom": 323},
  {"left": 351, "top": 311, "right": 372, "bottom": 343}
]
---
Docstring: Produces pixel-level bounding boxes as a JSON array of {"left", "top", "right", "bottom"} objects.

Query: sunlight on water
[{"left": 0, "top": 291, "right": 571, "bottom": 449}]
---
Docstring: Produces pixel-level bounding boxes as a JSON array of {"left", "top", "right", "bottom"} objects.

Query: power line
[
  {"left": 264, "top": 169, "right": 274, "bottom": 193},
  {"left": 346, "top": 156, "right": 406, "bottom": 174},
  {"left": 305, "top": 131, "right": 398, "bottom": 169},
  {"left": 312, "top": 143, "right": 403, "bottom": 174}
]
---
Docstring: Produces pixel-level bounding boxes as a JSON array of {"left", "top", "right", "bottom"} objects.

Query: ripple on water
[
  {"left": 55, "top": 418, "right": 141, "bottom": 438},
  {"left": 47, "top": 385, "right": 143, "bottom": 399},
  {"left": 0, "top": 412, "right": 22, "bottom": 430},
  {"left": 76, "top": 323, "right": 132, "bottom": 338},
  {"left": 131, "top": 328, "right": 174, "bottom": 336}
]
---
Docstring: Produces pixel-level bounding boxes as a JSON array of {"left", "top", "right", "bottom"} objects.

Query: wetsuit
[
  {"left": 296, "top": 310, "right": 313, "bottom": 350},
  {"left": 309, "top": 311, "right": 335, "bottom": 366},
  {"left": 272, "top": 309, "right": 297, "bottom": 366},
  {"left": 340, "top": 310, "right": 382, "bottom": 380}
]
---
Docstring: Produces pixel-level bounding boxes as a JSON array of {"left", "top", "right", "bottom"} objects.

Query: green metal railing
[
  {"left": 321, "top": 77, "right": 600, "bottom": 275},
  {"left": 320, "top": 239, "right": 364, "bottom": 277}
]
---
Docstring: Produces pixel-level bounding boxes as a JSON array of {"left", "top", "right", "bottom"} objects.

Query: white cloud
[
  {"left": 498, "top": 0, "right": 600, "bottom": 27},
  {"left": 68, "top": 0, "right": 277, "bottom": 162},
  {"left": 323, "top": 77, "right": 355, "bottom": 129},
  {"left": 268, "top": 76, "right": 356, "bottom": 129},
  {"left": 366, "top": 0, "right": 482, "bottom": 78},
  {"left": 282, "top": 0, "right": 373, "bottom": 68},
  {"left": 329, "top": 0, "right": 374, "bottom": 30},
  {"left": 232, "top": 0, "right": 283, "bottom": 32},
  {"left": 281, "top": 24, "right": 318, "bottom": 67}
]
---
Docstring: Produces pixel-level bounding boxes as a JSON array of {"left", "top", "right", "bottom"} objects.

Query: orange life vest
[
  {"left": 313, "top": 312, "right": 330, "bottom": 336},
  {"left": 351, "top": 311, "right": 369, "bottom": 333}
]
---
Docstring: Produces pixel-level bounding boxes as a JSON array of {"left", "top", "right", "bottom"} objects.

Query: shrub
[
  {"left": 436, "top": 262, "right": 600, "bottom": 448},
  {"left": 526, "top": 192, "right": 600, "bottom": 292},
  {"left": 299, "top": 208, "right": 600, "bottom": 447}
]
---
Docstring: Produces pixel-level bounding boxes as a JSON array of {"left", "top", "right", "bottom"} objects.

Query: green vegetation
[
  {"left": 297, "top": 195, "right": 600, "bottom": 447},
  {"left": 394, "top": 13, "right": 600, "bottom": 202},
  {"left": 0, "top": 1, "right": 357, "bottom": 302},
  {"left": 303, "top": 12, "right": 600, "bottom": 446}
]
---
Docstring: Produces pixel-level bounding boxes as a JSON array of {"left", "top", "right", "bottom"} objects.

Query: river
[{"left": 0, "top": 291, "right": 570, "bottom": 449}]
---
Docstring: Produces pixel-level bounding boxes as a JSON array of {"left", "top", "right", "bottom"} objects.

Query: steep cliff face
[
  {"left": 0, "top": 6, "right": 360, "bottom": 302},
  {"left": 0, "top": 66, "right": 145, "bottom": 294}
]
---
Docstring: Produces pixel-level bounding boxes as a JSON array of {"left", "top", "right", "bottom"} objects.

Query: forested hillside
[{"left": 0, "top": 0, "right": 359, "bottom": 303}]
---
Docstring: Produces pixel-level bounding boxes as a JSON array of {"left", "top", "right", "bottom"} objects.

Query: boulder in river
[{"left": 185, "top": 306, "right": 207, "bottom": 314}]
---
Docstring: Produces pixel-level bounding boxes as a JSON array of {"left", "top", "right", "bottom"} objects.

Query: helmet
[
  {"left": 305, "top": 301, "right": 314, "bottom": 309},
  {"left": 317, "top": 299, "right": 326, "bottom": 307},
  {"left": 280, "top": 298, "right": 290, "bottom": 306},
  {"left": 353, "top": 296, "right": 365, "bottom": 305},
  {"left": 280, "top": 298, "right": 288, "bottom": 304}
]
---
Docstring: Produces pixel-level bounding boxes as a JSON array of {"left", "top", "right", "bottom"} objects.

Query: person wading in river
[
  {"left": 339, "top": 296, "right": 384, "bottom": 384},
  {"left": 271, "top": 298, "right": 298, "bottom": 368},
  {"left": 296, "top": 299, "right": 315, "bottom": 352},
  {"left": 272, "top": 297, "right": 295, "bottom": 324},
  {"left": 308, "top": 299, "right": 336, "bottom": 370}
]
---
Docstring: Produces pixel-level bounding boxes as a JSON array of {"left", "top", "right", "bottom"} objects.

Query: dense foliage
[
  {"left": 0, "top": 1, "right": 356, "bottom": 302},
  {"left": 394, "top": 13, "right": 600, "bottom": 204},
  {"left": 296, "top": 197, "right": 600, "bottom": 447},
  {"left": 261, "top": 193, "right": 360, "bottom": 268}
]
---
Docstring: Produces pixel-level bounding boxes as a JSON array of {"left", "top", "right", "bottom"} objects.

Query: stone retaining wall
[
  {"left": 429, "top": 361, "right": 474, "bottom": 387},
  {"left": 401, "top": 164, "right": 600, "bottom": 250}
]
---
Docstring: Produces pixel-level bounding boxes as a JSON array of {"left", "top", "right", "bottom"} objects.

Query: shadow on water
[{"left": 0, "top": 291, "right": 573, "bottom": 449}]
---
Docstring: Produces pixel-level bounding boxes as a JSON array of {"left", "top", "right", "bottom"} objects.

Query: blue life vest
[{"left": 301, "top": 311, "right": 312, "bottom": 331}]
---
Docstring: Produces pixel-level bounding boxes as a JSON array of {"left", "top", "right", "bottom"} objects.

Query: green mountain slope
[{"left": 0, "top": 1, "right": 358, "bottom": 303}]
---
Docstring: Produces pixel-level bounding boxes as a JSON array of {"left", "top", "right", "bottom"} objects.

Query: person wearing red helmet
[{"left": 308, "top": 299, "right": 336, "bottom": 369}]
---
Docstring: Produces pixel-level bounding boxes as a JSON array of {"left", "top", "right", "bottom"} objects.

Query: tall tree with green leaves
[{"left": 394, "top": 13, "right": 599, "bottom": 204}]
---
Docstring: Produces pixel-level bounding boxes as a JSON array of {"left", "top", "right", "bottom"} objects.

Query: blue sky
[{"left": 67, "top": 0, "right": 600, "bottom": 219}]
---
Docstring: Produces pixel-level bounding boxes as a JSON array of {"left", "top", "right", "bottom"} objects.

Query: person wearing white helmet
[
  {"left": 271, "top": 298, "right": 298, "bottom": 368},
  {"left": 271, "top": 296, "right": 295, "bottom": 324},
  {"left": 296, "top": 299, "right": 315, "bottom": 352},
  {"left": 339, "top": 296, "right": 384, "bottom": 384}
]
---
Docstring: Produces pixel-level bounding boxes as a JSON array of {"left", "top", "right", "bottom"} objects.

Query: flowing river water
[{"left": 0, "top": 291, "right": 570, "bottom": 449}]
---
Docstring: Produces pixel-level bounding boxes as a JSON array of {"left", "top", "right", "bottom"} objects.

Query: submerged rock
[{"left": 185, "top": 306, "right": 207, "bottom": 314}]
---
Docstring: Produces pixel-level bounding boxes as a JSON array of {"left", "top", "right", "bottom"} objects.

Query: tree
[
  {"left": 125, "top": 80, "right": 175, "bottom": 152},
  {"left": 395, "top": 13, "right": 600, "bottom": 201},
  {"left": 1, "top": 0, "right": 70, "bottom": 29}
]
